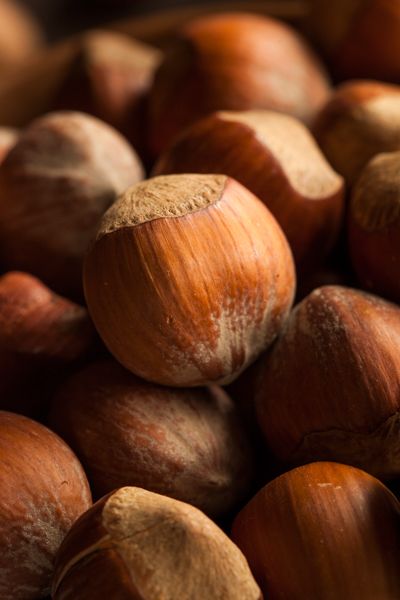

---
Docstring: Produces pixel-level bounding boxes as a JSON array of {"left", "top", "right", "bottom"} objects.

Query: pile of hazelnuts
[{"left": 2, "top": 0, "right": 400, "bottom": 598}]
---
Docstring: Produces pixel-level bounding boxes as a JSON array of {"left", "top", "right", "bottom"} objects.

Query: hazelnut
[
  {"left": 51, "top": 30, "right": 162, "bottom": 154},
  {"left": 154, "top": 109, "right": 344, "bottom": 273},
  {"left": 148, "top": 12, "right": 330, "bottom": 156},
  {"left": 84, "top": 174, "right": 295, "bottom": 387},
  {"left": 313, "top": 80, "right": 400, "bottom": 185},
  {"left": 256, "top": 285, "right": 400, "bottom": 479},
  {"left": 0, "top": 271, "right": 94, "bottom": 362},
  {"left": 0, "top": 111, "right": 144, "bottom": 299},
  {"left": 0, "top": 0, "right": 43, "bottom": 71},
  {"left": 49, "top": 359, "right": 254, "bottom": 516},
  {"left": 0, "top": 127, "right": 17, "bottom": 164},
  {"left": 52, "top": 486, "right": 262, "bottom": 600},
  {"left": 232, "top": 462, "right": 400, "bottom": 599},
  {"left": 0, "top": 271, "right": 95, "bottom": 416},
  {"left": 0, "top": 31, "right": 159, "bottom": 138},
  {"left": 303, "top": 0, "right": 400, "bottom": 81},
  {"left": 0, "top": 411, "right": 92, "bottom": 600},
  {"left": 348, "top": 151, "right": 400, "bottom": 303}
]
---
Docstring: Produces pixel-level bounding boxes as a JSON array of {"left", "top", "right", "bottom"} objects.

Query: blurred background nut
[
  {"left": 0, "top": 110, "right": 144, "bottom": 299},
  {"left": 0, "top": 271, "right": 95, "bottom": 417},
  {"left": 154, "top": 109, "right": 344, "bottom": 274},
  {"left": 50, "top": 30, "right": 162, "bottom": 158},
  {"left": 0, "top": 127, "right": 18, "bottom": 164},
  {"left": 348, "top": 151, "right": 400, "bottom": 303},
  {"left": 303, "top": 0, "right": 400, "bottom": 81},
  {"left": 313, "top": 80, "right": 400, "bottom": 185},
  {"left": 0, "top": 0, "right": 43, "bottom": 71},
  {"left": 49, "top": 359, "right": 255, "bottom": 516},
  {"left": 256, "top": 285, "right": 400, "bottom": 479},
  {"left": 147, "top": 11, "right": 330, "bottom": 157},
  {"left": 0, "top": 271, "right": 94, "bottom": 362},
  {"left": 52, "top": 486, "right": 262, "bottom": 600},
  {"left": 84, "top": 174, "right": 296, "bottom": 387},
  {"left": 232, "top": 462, "right": 400, "bottom": 599},
  {"left": 0, "top": 410, "right": 92, "bottom": 600}
]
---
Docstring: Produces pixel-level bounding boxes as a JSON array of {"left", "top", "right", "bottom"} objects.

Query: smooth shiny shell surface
[
  {"left": 148, "top": 12, "right": 330, "bottom": 155},
  {"left": 154, "top": 110, "right": 344, "bottom": 272},
  {"left": 0, "top": 411, "right": 92, "bottom": 600},
  {"left": 84, "top": 174, "right": 295, "bottom": 387},
  {"left": 232, "top": 462, "right": 400, "bottom": 600},
  {"left": 256, "top": 285, "right": 400, "bottom": 479}
]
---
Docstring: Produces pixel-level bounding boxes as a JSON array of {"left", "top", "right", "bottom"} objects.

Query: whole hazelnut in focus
[
  {"left": 0, "top": 271, "right": 95, "bottom": 416},
  {"left": 154, "top": 110, "right": 344, "bottom": 273},
  {"left": 148, "top": 12, "right": 330, "bottom": 156},
  {"left": 84, "top": 174, "right": 295, "bottom": 387},
  {"left": 0, "top": 111, "right": 144, "bottom": 299},
  {"left": 314, "top": 80, "right": 400, "bottom": 185},
  {"left": 49, "top": 359, "right": 254, "bottom": 516},
  {"left": 348, "top": 151, "right": 400, "bottom": 303},
  {"left": 0, "top": 127, "right": 17, "bottom": 164},
  {"left": 232, "top": 462, "right": 400, "bottom": 599},
  {"left": 52, "top": 486, "right": 262, "bottom": 600},
  {"left": 256, "top": 285, "right": 400, "bottom": 479},
  {"left": 0, "top": 0, "right": 43, "bottom": 71},
  {"left": 0, "top": 411, "right": 92, "bottom": 600},
  {"left": 304, "top": 0, "right": 400, "bottom": 81}
]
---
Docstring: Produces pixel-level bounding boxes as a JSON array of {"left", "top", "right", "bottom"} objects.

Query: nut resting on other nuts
[
  {"left": 148, "top": 11, "right": 331, "bottom": 156},
  {"left": 52, "top": 486, "right": 262, "bottom": 600},
  {"left": 348, "top": 150, "right": 400, "bottom": 303},
  {"left": 0, "top": 411, "right": 91, "bottom": 600},
  {"left": 232, "top": 462, "right": 400, "bottom": 599},
  {"left": 256, "top": 285, "right": 400, "bottom": 479},
  {"left": 0, "top": 110, "right": 144, "bottom": 299},
  {"left": 313, "top": 80, "right": 400, "bottom": 185},
  {"left": 83, "top": 173, "right": 295, "bottom": 387},
  {"left": 49, "top": 359, "right": 255, "bottom": 516},
  {"left": 2, "top": 2, "right": 400, "bottom": 598},
  {"left": 154, "top": 109, "right": 344, "bottom": 273},
  {"left": 0, "top": 271, "right": 95, "bottom": 416}
]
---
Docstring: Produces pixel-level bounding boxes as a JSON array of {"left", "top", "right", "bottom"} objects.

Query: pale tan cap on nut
[{"left": 96, "top": 174, "right": 227, "bottom": 238}]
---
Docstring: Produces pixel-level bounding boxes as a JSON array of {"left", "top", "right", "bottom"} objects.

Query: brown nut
[
  {"left": 0, "top": 271, "right": 94, "bottom": 362},
  {"left": 52, "top": 486, "right": 262, "bottom": 600},
  {"left": 0, "top": 271, "right": 95, "bottom": 415},
  {"left": 232, "top": 462, "right": 400, "bottom": 599},
  {"left": 49, "top": 359, "right": 254, "bottom": 516},
  {"left": 256, "top": 285, "right": 400, "bottom": 479},
  {"left": 0, "top": 127, "right": 17, "bottom": 164},
  {"left": 154, "top": 109, "right": 344, "bottom": 273},
  {"left": 148, "top": 12, "right": 330, "bottom": 156},
  {"left": 313, "top": 80, "right": 400, "bottom": 185},
  {"left": 84, "top": 174, "right": 295, "bottom": 387},
  {"left": 303, "top": 0, "right": 400, "bottom": 81},
  {"left": 0, "top": 411, "right": 92, "bottom": 600},
  {"left": 348, "top": 151, "right": 400, "bottom": 303},
  {"left": 0, "top": 111, "right": 144, "bottom": 299},
  {"left": 0, "top": 0, "right": 43, "bottom": 71},
  {"left": 51, "top": 30, "right": 162, "bottom": 155}
]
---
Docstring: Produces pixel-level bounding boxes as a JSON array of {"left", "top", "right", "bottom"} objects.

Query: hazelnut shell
[
  {"left": 84, "top": 174, "right": 295, "bottom": 387},
  {"left": 52, "top": 486, "right": 262, "bottom": 600}
]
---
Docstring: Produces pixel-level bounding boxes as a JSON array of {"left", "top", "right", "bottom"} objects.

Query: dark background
[{"left": 19, "top": 0, "right": 195, "bottom": 41}]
